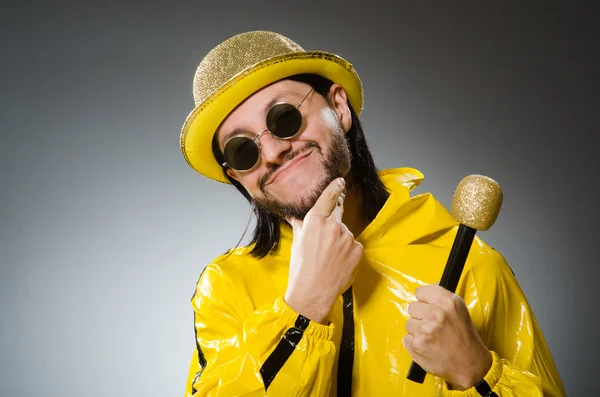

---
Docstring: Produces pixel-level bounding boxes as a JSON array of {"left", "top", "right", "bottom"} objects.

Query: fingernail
[{"left": 338, "top": 177, "right": 345, "bottom": 187}]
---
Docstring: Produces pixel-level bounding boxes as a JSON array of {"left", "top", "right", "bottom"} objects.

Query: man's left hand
[{"left": 402, "top": 284, "right": 493, "bottom": 390}]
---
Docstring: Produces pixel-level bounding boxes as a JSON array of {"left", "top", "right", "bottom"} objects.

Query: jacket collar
[{"left": 276, "top": 168, "right": 457, "bottom": 256}]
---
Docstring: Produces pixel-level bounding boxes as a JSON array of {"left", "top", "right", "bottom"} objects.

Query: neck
[{"left": 342, "top": 181, "right": 369, "bottom": 238}]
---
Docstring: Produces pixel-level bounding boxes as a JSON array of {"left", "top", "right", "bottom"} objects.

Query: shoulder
[
  {"left": 428, "top": 227, "right": 517, "bottom": 295},
  {"left": 468, "top": 237, "right": 515, "bottom": 281},
  {"left": 195, "top": 246, "right": 260, "bottom": 295},
  {"left": 431, "top": 227, "right": 512, "bottom": 276},
  {"left": 192, "top": 245, "right": 285, "bottom": 308}
]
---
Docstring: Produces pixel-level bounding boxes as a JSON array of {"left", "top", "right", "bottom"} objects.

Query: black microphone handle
[{"left": 406, "top": 224, "right": 477, "bottom": 384}]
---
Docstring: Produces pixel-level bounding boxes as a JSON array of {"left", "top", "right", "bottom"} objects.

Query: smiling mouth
[{"left": 265, "top": 150, "right": 313, "bottom": 186}]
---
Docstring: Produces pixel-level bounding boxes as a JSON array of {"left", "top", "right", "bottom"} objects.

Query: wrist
[
  {"left": 448, "top": 349, "right": 493, "bottom": 391},
  {"left": 284, "top": 289, "right": 336, "bottom": 324}
]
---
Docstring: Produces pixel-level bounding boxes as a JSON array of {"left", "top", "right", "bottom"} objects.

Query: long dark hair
[{"left": 211, "top": 74, "right": 389, "bottom": 258}]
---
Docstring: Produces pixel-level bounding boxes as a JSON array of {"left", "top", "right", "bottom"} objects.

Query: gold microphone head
[{"left": 450, "top": 175, "right": 503, "bottom": 231}]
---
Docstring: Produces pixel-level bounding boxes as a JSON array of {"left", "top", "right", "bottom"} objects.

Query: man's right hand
[{"left": 284, "top": 177, "right": 364, "bottom": 324}]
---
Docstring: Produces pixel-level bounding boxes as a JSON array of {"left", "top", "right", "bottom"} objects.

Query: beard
[{"left": 252, "top": 107, "right": 352, "bottom": 220}]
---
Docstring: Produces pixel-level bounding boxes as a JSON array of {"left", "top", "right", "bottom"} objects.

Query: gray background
[{"left": 1, "top": 1, "right": 597, "bottom": 396}]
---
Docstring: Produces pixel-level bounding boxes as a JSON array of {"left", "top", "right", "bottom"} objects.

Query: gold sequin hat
[{"left": 180, "top": 30, "right": 364, "bottom": 183}]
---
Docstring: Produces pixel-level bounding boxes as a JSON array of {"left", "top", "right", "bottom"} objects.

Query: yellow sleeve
[
  {"left": 184, "top": 264, "right": 337, "bottom": 397},
  {"left": 443, "top": 247, "right": 566, "bottom": 397}
]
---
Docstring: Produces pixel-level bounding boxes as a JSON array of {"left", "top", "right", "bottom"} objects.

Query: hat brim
[{"left": 180, "top": 51, "right": 364, "bottom": 183}]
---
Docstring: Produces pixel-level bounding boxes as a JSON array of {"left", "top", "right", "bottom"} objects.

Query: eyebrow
[
  {"left": 219, "top": 90, "right": 303, "bottom": 147},
  {"left": 262, "top": 90, "right": 301, "bottom": 116}
]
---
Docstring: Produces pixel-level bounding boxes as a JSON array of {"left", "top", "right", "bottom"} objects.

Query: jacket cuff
[
  {"left": 443, "top": 350, "right": 503, "bottom": 397},
  {"left": 273, "top": 296, "right": 335, "bottom": 341}
]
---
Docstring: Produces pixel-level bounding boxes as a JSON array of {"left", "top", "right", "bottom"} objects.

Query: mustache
[{"left": 259, "top": 142, "right": 320, "bottom": 189}]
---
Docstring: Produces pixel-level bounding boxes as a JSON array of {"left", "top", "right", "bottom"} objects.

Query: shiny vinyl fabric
[{"left": 185, "top": 168, "right": 565, "bottom": 397}]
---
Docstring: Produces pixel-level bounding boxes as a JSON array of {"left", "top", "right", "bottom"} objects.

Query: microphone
[{"left": 406, "top": 174, "right": 503, "bottom": 384}]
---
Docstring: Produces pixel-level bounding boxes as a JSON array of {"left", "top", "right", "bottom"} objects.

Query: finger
[
  {"left": 402, "top": 334, "right": 419, "bottom": 357},
  {"left": 405, "top": 318, "right": 422, "bottom": 335},
  {"left": 402, "top": 334, "right": 426, "bottom": 365},
  {"left": 286, "top": 217, "right": 303, "bottom": 234},
  {"left": 407, "top": 301, "right": 429, "bottom": 320},
  {"left": 308, "top": 177, "right": 345, "bottom": 218},
  {"left": 415, "top": 284, "right": 452, "bottom": 305},
  {"left": 402, "top": 334, "right": 412, "bottom": 352},
  {"left": 339, "top": 220, "right": 352, "bottom": 236},
  {"left": 330, "top": 191, "right": 345, "bottom": 222}
]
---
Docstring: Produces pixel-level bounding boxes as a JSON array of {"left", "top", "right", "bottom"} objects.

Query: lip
[{"left": 266, "top": 150, "right": 313, "bottom": 185}]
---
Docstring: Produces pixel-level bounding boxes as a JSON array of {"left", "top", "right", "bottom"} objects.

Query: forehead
[{"left": 215, "top": 79, "right": 309, "bottom": 145}]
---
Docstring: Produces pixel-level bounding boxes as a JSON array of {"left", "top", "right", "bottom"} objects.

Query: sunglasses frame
[{"left": 221, "top": 88, "right": 314, "bottom": 172}]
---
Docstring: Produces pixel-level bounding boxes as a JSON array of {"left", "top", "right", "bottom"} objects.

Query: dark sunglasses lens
[
  {"left": 223, "top": 136, "right": 259, "bottom": 171},
  {"left": 267, "top": 104, "right": 302, "bottom": 138}
]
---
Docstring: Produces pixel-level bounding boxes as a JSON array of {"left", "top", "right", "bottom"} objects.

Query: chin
[
  {"left": 299, "top": 168, "right": 331, "bottom": 191},
  {"left": 258, "top": 145, "right": 347, "bottom": 217},
  {"left": 295, "top": 173, "right": 336, "bottom": 205}
]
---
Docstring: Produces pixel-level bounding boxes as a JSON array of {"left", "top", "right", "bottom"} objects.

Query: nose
[{"left": 257, "top": 130, "right": 292, "bottom": 165}]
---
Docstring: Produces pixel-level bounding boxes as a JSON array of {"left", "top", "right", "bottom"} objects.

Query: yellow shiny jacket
[{"left": 185, "top": 168, "right": 565, "bottom": 396}]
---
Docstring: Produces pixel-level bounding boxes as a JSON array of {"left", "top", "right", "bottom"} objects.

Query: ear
[
  {"left": 226, "top": 168, "right": 240, "bottom": 182},
  {"left": 226, "top": 168, "right": 255, "bottom": 198},
  {"left": 327, "top": 84, "right": 352, "bottom": 133}
]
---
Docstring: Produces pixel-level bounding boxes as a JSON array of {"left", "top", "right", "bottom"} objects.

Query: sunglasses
[{"left": 221, "top": 88, "right": 314, "bottom": 171}]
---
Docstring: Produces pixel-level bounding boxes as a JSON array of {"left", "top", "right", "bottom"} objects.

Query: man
[{"left": 181, "top": 31, "right": 565, "bottom": 396}]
